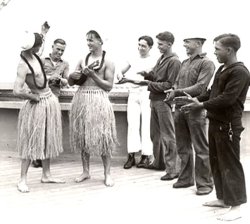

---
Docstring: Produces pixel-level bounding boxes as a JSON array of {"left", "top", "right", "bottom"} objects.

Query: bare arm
[
  {"left": 37, "top": 22, "right": 50, "bottom": 57},
  {"left": 121, "top": 62, "right": 131, "bottom": 75},
  {"left": 60, "top": 62, "right": 69, "bottom": 86},
  {"left": 68, "top": 60, "right": 83, "bottom": 86},
  {"left": 13, "top": 61, "right": 40, "bottom": 102},
  {"left": 116, "top": 62, "right": 131, "bottom": 81}
]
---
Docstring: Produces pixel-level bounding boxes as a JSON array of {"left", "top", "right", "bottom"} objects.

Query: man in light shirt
[{"left": 117, "top": 35, "right": 156, "bottom": 169}]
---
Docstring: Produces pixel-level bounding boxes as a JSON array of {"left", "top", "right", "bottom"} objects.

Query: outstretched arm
[
  {"left": 177, "top": 92, "right": 204, "bottom": 113},
  {"left": 37, "top": 22, "right": 50, "bottom": 57}
]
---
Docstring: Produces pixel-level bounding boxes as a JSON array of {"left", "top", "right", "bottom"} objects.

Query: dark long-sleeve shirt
[
  {"left": 145, "top": 53, "right": 181, "bottom": 101},
  {"left": 198, "top": 62, "right": 250, "bottom": 124},
  {"left": 175, "top": 53, "right": 215, "bottom": 97}
]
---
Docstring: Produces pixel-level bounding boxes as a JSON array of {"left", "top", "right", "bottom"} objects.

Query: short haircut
[
  {"left": 156, "top": 31, "right": 175, "bottom": 44},
  {"left": 86, "top": 30, "right": 103, "bottom": 44},
  {"left": 54, "top": 38, "right": 66, "bottom": 45},
  {"left": 32, "top": 33, "right": 43, "bottom": 48},
  {"left": 213, "top": 34, "right": 241, "bottom": 52},
  {"left": 138, "top": 35, "right": 154, "bottom": 47}
]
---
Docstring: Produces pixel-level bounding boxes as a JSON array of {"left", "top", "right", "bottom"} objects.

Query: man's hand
[
  {"left": 116, "top": 72, "right": 124, "bottom": 81},
  {"left": 137, "top": 71, "right": 147, "bottom": 77},
  {"left": 174, "top": 92, "right": 193, "bottom": 104},
  {"left": 179, "top": 92, "right": 203, "bottom": 113},
  {"left": 116, "top": 77, "right": 129, "bottom": 84},
  {"left": 164, "top": 89, "right": 175, "bottom": 102},
  {"left": 60, "top": 78, "right": 68, "bottom": 86},
  {"left": 117, "top": 77, "right": 138, "bottom": 84},
  {"left": 30, "top": 93, "right": 40, "bottom": 104},
  {"left": 69, "top": 71, "right": 82, "bottom": 80},
  {"left": 132, "top": 80, "right": 149, "bottom": 85},
  {"left": 49, "top": 74, "right": 61, "bottom": 80},
  {"left": 48, "top": 74, "right": 61, "bottom": 86},
  {"left": 83, "top": 67, "right": 95, "bottom": 77},
  {"left": 41, "top": 21, "right": 50, "bottom": 37}
]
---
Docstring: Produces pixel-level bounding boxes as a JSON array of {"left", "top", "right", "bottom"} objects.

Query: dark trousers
[
  {"left": 175, "top": 109, "right": 213, "bottom": 189},
  {"left": 150, "top": 100, "right": 177, "bottom": 173},
  {"left": 209, "top": 120, "right": 247, "bottom": 206}
]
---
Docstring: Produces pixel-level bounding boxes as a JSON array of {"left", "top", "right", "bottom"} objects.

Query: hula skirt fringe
[
  {"left": 17, "top": 90, "right": 63, "bottom": 160},
  {"left": 70, "top": 86, "right": 118, "bottom": 156}
]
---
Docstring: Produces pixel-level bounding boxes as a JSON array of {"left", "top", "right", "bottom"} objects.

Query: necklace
[
  {"left": 85, "top": 50, "right": 106, "bottom": 72},
  {"left": 20, "top": 52, "right": 47, "bottom": 89}
]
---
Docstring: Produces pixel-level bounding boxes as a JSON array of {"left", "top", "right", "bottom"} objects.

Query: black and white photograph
[{"left": 0, "top": 0, "right": 249, "bottom": 223}]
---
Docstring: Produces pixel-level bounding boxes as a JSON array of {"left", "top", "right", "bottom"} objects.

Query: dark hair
[
  {"left": 138, "top": 35, "right": 154, "bottom": 47},
  {"left": 86, "top": 30, "right": 103, "bottom": 44},
  {"left": 54, "top": 38, "right": 66, "bottom": 45},
  {"left": 32, "top": 33, "right": 43, "bottom": 48},
  {"left": 156, "top": 31, "right": 175, "bottom": 44},
  {"left": 213, "top": 33, "right": 241, "bottom": 52}
]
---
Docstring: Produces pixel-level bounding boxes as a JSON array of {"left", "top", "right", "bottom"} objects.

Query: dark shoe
[
  {"left": 160, "top": 173, "right": 179, "bottom": 181},
  {"left": 173, "top": 181, "right": 194, "bottom": 188},
  {"left": 196, "top": 187, "right": 213, "bottom": 195},
  {"left": 136, "top": 155, "right": 149, "bottom": 168},
  {"left": 144, "top": 164, "right": 165, "bottom": 171},
  {"left": 143, "top": 163, "right": 157, "bottom": 170},
  {"left": 32, "top": 160, "right": 42, "bottom": 168},
  {"left": 123, "top": 153, "right": 135, "bottom": 169}
]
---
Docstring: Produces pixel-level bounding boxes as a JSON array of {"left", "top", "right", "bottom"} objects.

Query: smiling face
[
  {"left": 138, "top": 39, "right": 151, "bottom": 57},
  {"left": 51, "top": 43, "right": 66, "bottom": 61},
  {"left": 157, "top": 39, "right": 171, "bottom": 54},
  {"left": 183, "top": 39, "right": 199, "bottom": 56},
  {"left": 86, "top": 33, "right": 102, "bottom": 52}
]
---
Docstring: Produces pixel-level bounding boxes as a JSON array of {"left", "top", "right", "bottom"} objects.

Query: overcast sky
[{"left": 0, "top": 0, "right": 249, "bottom": 83}]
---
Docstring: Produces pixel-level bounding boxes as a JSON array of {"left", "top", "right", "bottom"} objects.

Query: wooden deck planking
[{"left": 0, "top": 151, "right": 249, "bottom": 224}]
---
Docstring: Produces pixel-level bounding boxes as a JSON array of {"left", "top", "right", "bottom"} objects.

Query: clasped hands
[{"left": 70, "top": 66, "right": 95, "bottom": 81}]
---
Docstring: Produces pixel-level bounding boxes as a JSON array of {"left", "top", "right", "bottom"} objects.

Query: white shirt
[{"left": 122, "top": 54, "right": 156, "bottom": 89}]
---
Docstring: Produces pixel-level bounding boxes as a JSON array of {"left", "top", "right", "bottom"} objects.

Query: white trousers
[{"left": 127, "top": 88, "right": 153, "bottom": 155}]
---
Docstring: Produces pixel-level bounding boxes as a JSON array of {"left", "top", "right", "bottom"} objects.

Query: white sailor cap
[
  {"left": 183, "top": 36, "right": 206, "bottom": 42},
  {"left": 21, "top": 31, "right": 36, "bottom": 51}
]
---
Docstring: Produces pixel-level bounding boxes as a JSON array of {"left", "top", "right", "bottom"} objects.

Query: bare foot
[
  {"left": 41, "top": 177, "right": 66, "bottom": 183},
  {"left": 75, "top": 173, "right": 90, "bottom": 183},
  {"left": 17, "top": 181, "right": 29, "bottom": 193},
  {"left": 104, "top": 175, "right": 114, "bottom": 187},
  {"left": 203, "top": 199, "right": 230, "bottom": 208},
  {"left": 217, "top": 206, "right": 241, "bottom": 221}
]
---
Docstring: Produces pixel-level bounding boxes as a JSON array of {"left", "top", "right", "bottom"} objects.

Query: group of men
[
  {"left": 117, "top": 31, "right": 249, "bottom": 222},
  {"left": 14, "top": 25, "right": 117, "bottom": 191},
  {"left": 120, "top": 32, "right": 213, "bottom": 193},
  {"left": 13, "top": 23, "right": 249, "bottom": 221}
]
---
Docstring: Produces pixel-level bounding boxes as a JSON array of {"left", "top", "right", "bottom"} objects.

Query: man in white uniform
[{"left": 117, "top": 35, "right": 156, "bottom": 169}]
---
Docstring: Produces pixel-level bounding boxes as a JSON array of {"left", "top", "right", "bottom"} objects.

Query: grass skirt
[
  {"left": 70, "top": 86, "right": 117, "bottom": 156},
  {"left": 17, "top": 90, "right": 63, "bottom": 160}
]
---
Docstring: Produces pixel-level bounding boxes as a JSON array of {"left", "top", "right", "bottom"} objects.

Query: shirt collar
[
  {"left": 190, "top": 52, "right": 207, "bottom": 61},
  {"left": 45, "top": 54, "right": 63, "bottom": 63}
]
